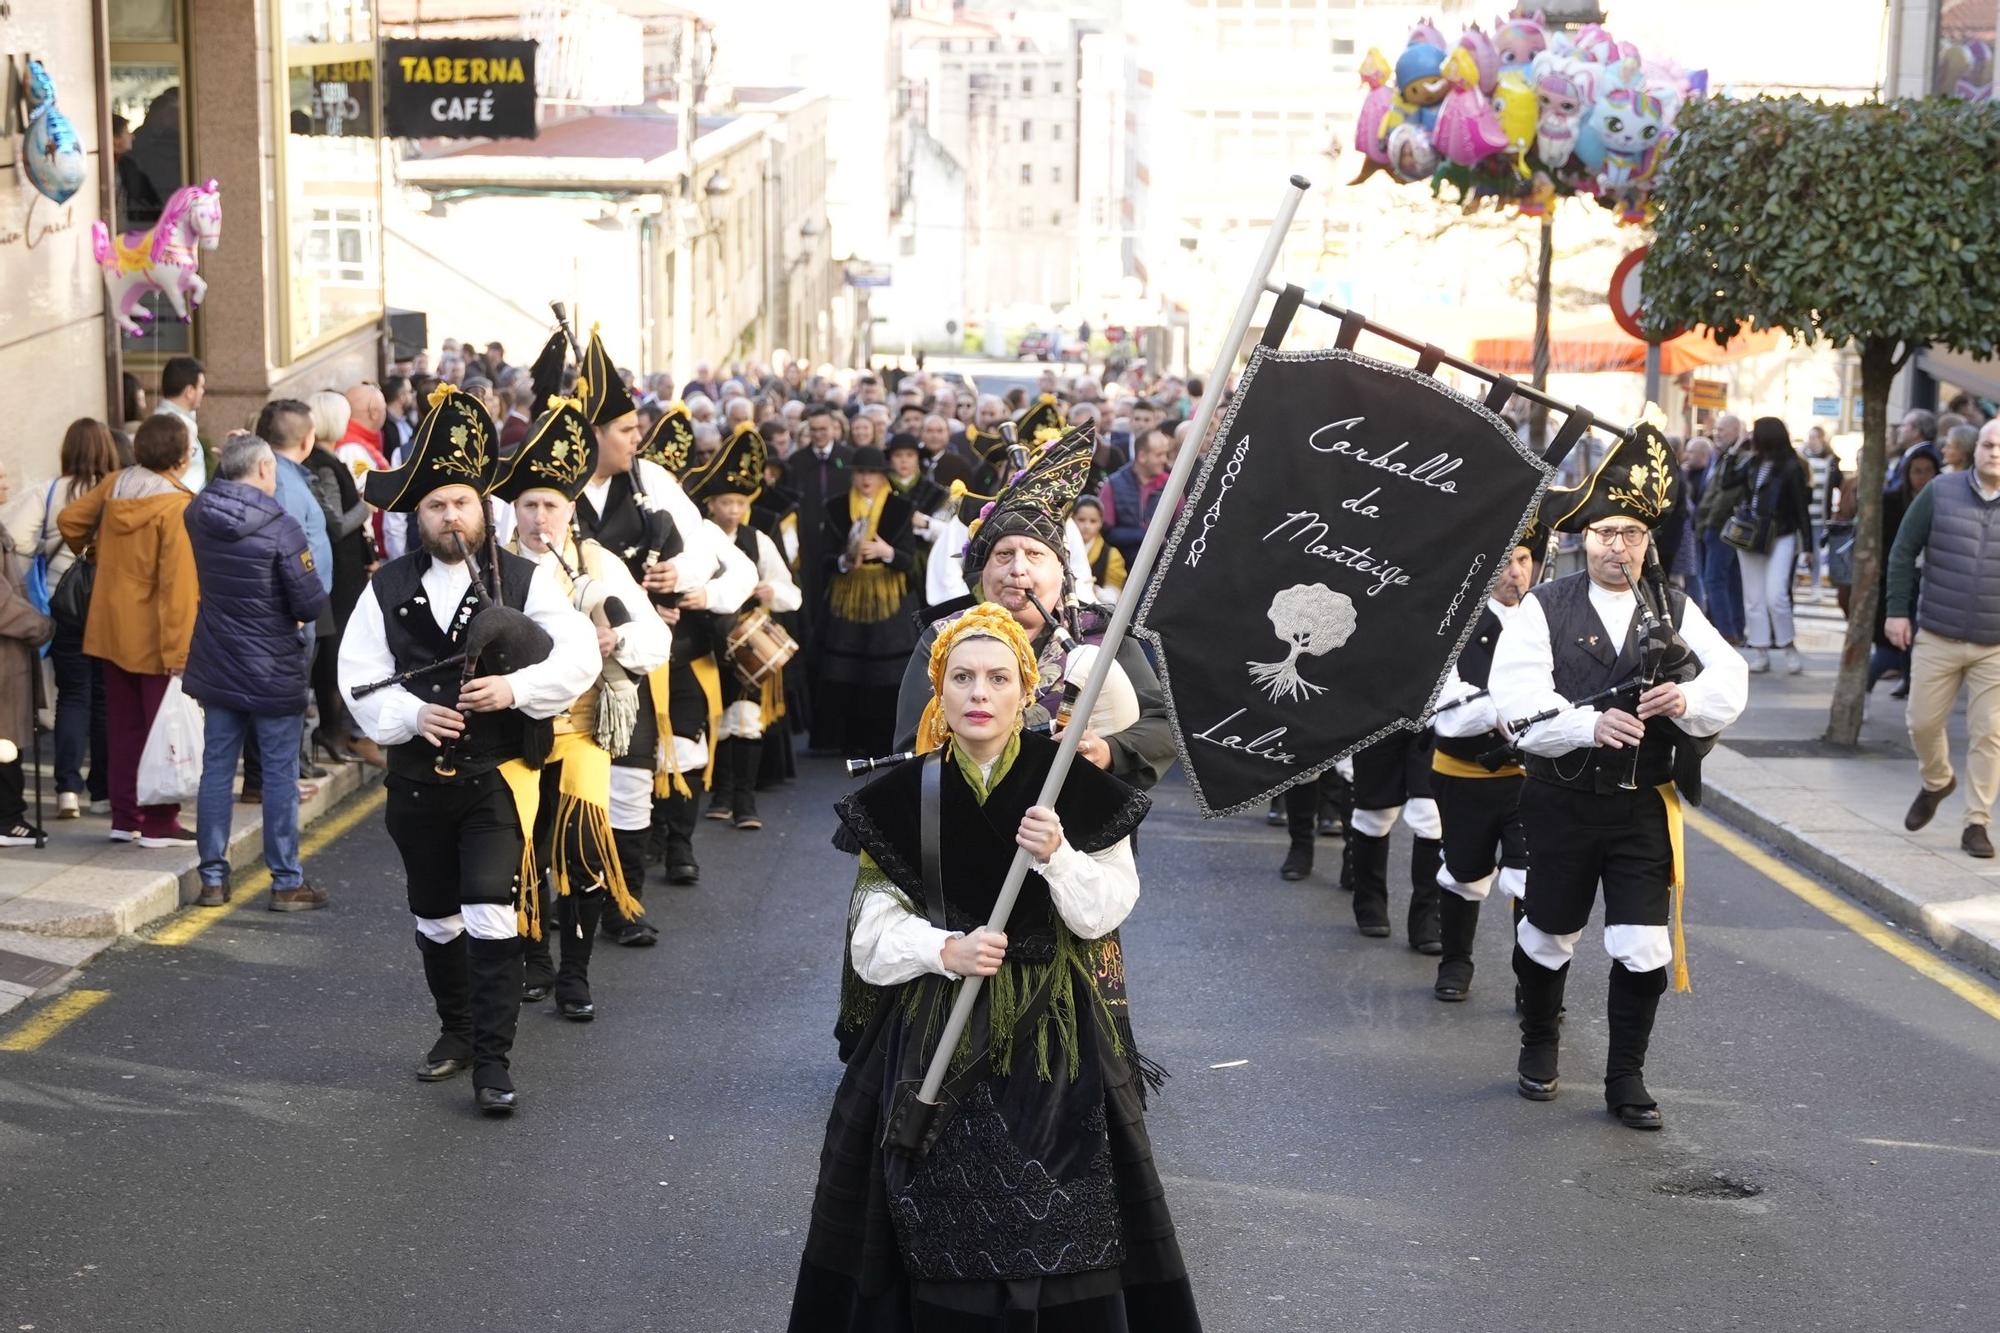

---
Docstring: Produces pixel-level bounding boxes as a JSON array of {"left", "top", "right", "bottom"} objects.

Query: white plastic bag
[{"left": 136, "top": 677, "right": 204, "bottom": 806}]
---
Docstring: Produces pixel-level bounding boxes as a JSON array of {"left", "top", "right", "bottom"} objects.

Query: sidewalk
[
  {"left": 1701, "top": 595, "right": 2000, "bottom": 979},
  {"left": 0, "top": 755, "right": 379, "bottom": 1020}
]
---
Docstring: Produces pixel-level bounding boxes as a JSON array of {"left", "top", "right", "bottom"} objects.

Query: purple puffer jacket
[{"left": 182, "top": 478, "right": 328, "bottom": 716}]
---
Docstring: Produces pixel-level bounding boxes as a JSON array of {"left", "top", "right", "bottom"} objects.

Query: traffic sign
[
  {"left": 1609, "top": 245, "right": 1687, "bottom": 344},
  {"left": 1689, "top": 379, "right": 1727, "bottom": 411}
]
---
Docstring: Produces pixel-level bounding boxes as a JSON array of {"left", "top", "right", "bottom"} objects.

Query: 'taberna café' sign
[{"left": 382, "top": 39, "right": 538, "bottom": 140}]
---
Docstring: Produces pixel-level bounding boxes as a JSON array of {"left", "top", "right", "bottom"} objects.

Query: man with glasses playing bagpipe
[
  {"left": 337, "top": 386, "right": 599, "bottom": 1116},
  {"left": 498, "top": 392, "right": 671, "bottom": 1021},
  {"left": 1490, "top": 421, "right": 1747, "bottom": 1131}
]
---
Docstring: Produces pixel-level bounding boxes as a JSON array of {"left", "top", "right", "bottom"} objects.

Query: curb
[
  {"left": 1701, "top": 755, "right": 2000, "bottom": 982},
  {"left": 0, "top": 762, "right": 380, "bottom": 1019}
]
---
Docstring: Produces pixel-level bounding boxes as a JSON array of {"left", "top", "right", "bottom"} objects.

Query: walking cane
[
  {"left": 32, "top": 715, "right": 43, "bottom": 848},
  {"left": 885, "top": 175, "right": 1313, "bottom": 1158}
]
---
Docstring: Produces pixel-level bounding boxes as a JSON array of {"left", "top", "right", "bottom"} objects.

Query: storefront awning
[{"left": 1469, "top": 322, "right": 1782, "bottom": 376}]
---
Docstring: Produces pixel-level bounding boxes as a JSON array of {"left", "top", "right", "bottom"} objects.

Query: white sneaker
[
  {"left": 1747, "top": 647, "right": 1771, "bottom": 674},
  {"left": 88, "top": 799, "right": 111, "bottom": 816},
  {"left": 57, "top": 792, "right": 80, "bottom": 819},
  {"left": 108, "top": 828, "right": 137, "bottom": 843},
  {"left": 1783, "top": 645, "right": 1805, "bottom": 675}
]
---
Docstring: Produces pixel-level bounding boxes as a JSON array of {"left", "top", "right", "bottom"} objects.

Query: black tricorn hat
[
  {"left": 684, "top": 421, "right": 766, "bottom": 503},
  {"left": 491, "top": 396, "right": 597, "bottom": 503},
  {"left": 528, "top": 328, "right": 568, "bottom": 413},
  {"left": 885, "top": 430, "right": 923, "bottom": 456},
  {"left": 578, "top": 325, "right": 637, "bottom": 426},
  {"left": 1014, "top": 392, "right": 1066, "bottom": 449},
  {"left": 850, "top": 444, "right": 890, "bottom": 474},
  {"left": 1516, "top": 510, "right": 1550, "bottom": 560},
  {"left": 1547, "top": 415, "right": 1680, "bottom": 534},
  {"left": 638, "top": 400, "right": 696, "bottom": 476},
  {"left": 962, "top": 424, "right": 1095, "bottom": 577},
  {"left": 364, "top": 384, "right": 499, "bottom": 512}
]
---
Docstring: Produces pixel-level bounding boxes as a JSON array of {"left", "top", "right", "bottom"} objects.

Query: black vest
[
  {"left": 1522, "top": 572, "right": 1686, "bottom": 794},
  {"left": 1434, "top": 603, "right": 1506, "bottom": 765},
  {"left": 375, "top": 548, "right": 540, "bottom": 784},
  {"left": 575, "top": 472, "right": 683, "bottom": 587}
]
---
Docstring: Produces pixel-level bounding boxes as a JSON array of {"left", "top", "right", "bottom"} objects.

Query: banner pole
[{"left": 908, "top": 174, "right": 1312, "bottom": 1114}]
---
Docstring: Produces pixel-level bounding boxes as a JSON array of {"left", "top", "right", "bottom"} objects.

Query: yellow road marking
[
  {"left": 149, "top": 788, "right": 386, "bottom": 947},
  {"left": 1686, "top": 807, "right": 2000, "bottom": 1023},
  {"left": 0, "top": 989, "right": 111, "bottom": 1052}
]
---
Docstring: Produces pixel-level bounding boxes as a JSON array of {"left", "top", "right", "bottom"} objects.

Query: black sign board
[
  {"left": 1136, "top": 348, "right": 1552, "bottom": 815},
  {"left": 290, "top": 59, "right": 376, "bottom": 137},
  {"left": 382, "top": 39, "right": 538, "bottom": 140}
]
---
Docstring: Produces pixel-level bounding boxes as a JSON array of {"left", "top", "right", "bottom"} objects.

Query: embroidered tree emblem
[{"left": 1247, "top": 582, "right": 1357, "bottom": 703}]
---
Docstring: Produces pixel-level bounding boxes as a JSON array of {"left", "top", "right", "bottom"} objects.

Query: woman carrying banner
[
  {"left": 1489, "top": 423, "right": 1747, "bottom": 1130},
  {"left": 789, "top": 604, "right": 1199, "bottom": 1332}
]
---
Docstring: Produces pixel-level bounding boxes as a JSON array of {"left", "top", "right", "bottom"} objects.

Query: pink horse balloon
[{"left": 92, "top": 180, "right": 223, "bottom": 337}]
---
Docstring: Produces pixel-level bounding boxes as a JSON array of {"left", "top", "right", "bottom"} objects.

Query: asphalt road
[{"left": 3, "top": 754, "right": 1998, "bottom": 1333}]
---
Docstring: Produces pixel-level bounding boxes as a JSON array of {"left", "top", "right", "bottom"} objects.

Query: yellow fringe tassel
[
  {"left": 1657, "top": 782, "right": 1691, "bottom": 993},
  {"left": 828, "top": 563, "right": 907, "bottom": 624}
]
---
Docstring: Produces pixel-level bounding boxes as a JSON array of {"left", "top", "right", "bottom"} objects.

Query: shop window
[
  {"left": 280, "top": 0, "right": 383, "bottom": 361},
  {"left": 109, "top": 0, "right": 191, "bottom": 358},
  {"left": 1936, "top": 1, "right": 1999, "bottom": 98}
]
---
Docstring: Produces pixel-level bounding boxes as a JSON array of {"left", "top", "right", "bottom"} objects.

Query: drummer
[{"left": 686, "top": 423, "right": 800, "bottom": 830}]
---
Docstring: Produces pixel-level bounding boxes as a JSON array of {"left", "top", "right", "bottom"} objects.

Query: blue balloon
[{"left": 22, "top": 60, "right": 87, "bottom": 206}]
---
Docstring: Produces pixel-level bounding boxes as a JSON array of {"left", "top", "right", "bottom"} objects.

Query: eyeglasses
[{"left": 1586, "top": 525, "right": 1650, "bottom": 547}]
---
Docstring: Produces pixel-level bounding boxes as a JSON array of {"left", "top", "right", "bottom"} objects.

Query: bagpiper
[
  {"left": 337, "top": 385, "right": 598, "bottom": 1115},
  {"left": 498, "top": 391, "right": 671, "bottom": 1019},
  {"left": 1490, "top": 420, "right": 1748, "bottom": 1129}
]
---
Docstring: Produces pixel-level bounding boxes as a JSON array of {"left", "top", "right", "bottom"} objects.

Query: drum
[{"left": 724, "top": 608, "right": 799, "bottom": 689}]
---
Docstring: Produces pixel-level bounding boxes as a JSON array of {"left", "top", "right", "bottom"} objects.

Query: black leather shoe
[
  {"left": 606, "top": 921, "right": 659, "bottom": 948},
  {"left": 1317, "top": 816, "right": 1342, "bottom": 838},
  {"left": 1611, "top": 1102, "right": 1663, "bottom": 1130},
  {"left": 1412, "top": 938, "right": 1444, "bottom": 957},
  {"left": 1906, "top": 777, "right": 1957, "bottom": 830},
  {"left": 1265, "top": 802, "right": 1285, "bottom": 827},
  {"left": 558, "top": 999, "right": 595, "bottom": 1022},
  {"left": 1357, "top": 922, "right": 1391, "bottom": 938},
  {"left": 667, "top": 862, "right": 700, "bottom": 885},
  {"left": 522, "top": 981, "right": 554, "bottom": 1003},
  {"left": 1517, "top": 1074, "right": 1559, "bottom": 1101},
  {"left": 1279, "top": 845, "right": 1312, "bottom": 881},
  {"left": 416, "top": 1055, "right": 470, "bottom": 1082},
  {"left": 1964, "top": 824, "right": 1995, "bottom": 859},
  {"left": 476, "top": 1086, "right": 518, "bottom": 1116}
]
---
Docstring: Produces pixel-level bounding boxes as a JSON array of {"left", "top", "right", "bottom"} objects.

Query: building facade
[{"left": 2, "top": 0, "right": 384, "bottom": 501}]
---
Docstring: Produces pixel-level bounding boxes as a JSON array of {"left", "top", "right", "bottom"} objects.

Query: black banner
[
  {"left": 289, "top": 59, "right": 376, "bottom": 137},
  {"left": 1135, "top": 349, "right": 1551, "bottom": 815},
  {"left": 382, "top": 39, "right": 538, "bottom": 140}
]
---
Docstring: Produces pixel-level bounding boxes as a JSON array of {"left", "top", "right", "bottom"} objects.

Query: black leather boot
[
  {"left": 1318, "top": 772, "right": 1349, "bottom": 837},
  {"left": 414, "top": 931, "right": 472, "bottom": 1081},
  {"left": 604, "top": 827, "right": 659, "bottom": 946},
  {"left": 705, "top": 741, "right": 734, "bottom": 821},
  {"left": 465, "top": 935, "right": 524, "bottom": 1114},
  {"left": 731, "top": 738, "right": 763, "bottom": 830},
  {"left": 1513, "top": 944, "right": 1568, "bottom": 1100},
  {"left": 519, "top": 873, "right": 556, "bottom": 1002},
  {"left": 1433, "top": 889, "right": 1480, "bottom": 1002},
  {"left": 1280, "top": 781, "right": 1316, "bottom": 880},
  {"left": 662, "top": 790, "right": 700, "bottom": 884},
  {"left": 1605, "top": 961, "right": 1669, "bottom": 1130},
  {"left": 554, "top": 890, "right": 604, "bottom": 1021},
  {"left": 1408, "top": 836, "right": 1443, "bottom": 954},
  {"left": 1349, "top": 831, "right": 1391, "bottom": 936}
]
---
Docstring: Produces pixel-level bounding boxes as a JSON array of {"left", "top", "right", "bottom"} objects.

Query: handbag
[
  {"left": 24, "top": 481, "right": 57, "bottom": 620},
  {"left": 1720, "top": 489, "right": 1774, "bottom": 554},
  {"left": 48, "top": 547, "right": 95, "bottom": 632}
]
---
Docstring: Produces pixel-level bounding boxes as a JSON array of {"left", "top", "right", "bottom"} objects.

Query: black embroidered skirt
[{"left": 788, "top": 983, "right": 1199, "bottom": 1332}]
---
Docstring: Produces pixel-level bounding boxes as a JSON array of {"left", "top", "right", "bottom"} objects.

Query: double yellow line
[{"left": 0, "top": 789, "right": 385, "bottom": 1052}]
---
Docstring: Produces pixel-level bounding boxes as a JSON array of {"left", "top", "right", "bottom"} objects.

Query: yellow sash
[
  {"left": 498, "top": 732, "right": 643, "bottom": 939},
  {"left": 1657, "top": 781, "right": 1690, "bottom": 993},
  {"left": 1431, "top": 751, "right": 1525, "bottom": 781}
]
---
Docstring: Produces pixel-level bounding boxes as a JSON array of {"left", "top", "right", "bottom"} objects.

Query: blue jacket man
[{"left": 182, "top": 436, "right": 329, "bottom": 910}]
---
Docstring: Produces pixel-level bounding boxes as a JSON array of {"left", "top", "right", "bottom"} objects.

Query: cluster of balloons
[{"left": 1352, "top": 12, "right": 1704, "bottom": 224}]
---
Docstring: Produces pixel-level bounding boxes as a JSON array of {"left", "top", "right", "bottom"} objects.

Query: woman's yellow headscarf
[{"left": 914, "top": 604, "right": 1041, "bottom": 755}]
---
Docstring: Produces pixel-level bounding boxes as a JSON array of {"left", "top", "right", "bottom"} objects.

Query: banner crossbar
[{"left": 1259, "top": 281, "right": 1628, "bottom": 470}]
